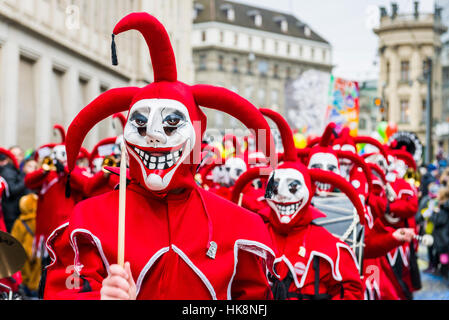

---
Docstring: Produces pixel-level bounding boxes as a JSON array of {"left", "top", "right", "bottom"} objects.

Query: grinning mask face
[
  {"left": 52, "top": 145, "right": 67, "bottom": 165},
  {"left": 308, "top": 152, "right": 340, "bottom": 193},
  {"left": 265, "top": 168, "right": 310, "bottom": 225},
  {"left": 223, "top": 157, "right": 247, "bottom": 187},
  {"left": 124, "top": 99, "right": 196, "bottom": 192},
  {"left": 333, "top": 144, "right": 356, "bottom": 179}
]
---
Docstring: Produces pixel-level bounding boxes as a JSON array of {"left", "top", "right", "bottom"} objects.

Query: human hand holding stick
[{"left": 101, "top": 143, "right": 137, "bottom": 300}]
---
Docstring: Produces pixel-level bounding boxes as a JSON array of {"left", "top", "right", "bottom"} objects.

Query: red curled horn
[
  {"left": 319, "top": 122, "right": 337, "bottom": 147},
  {"left": 336, "top": 150, "right": 373, "bottom": 202},
  {"left": 0, "top": 148, "right": 19, "bottom": 170},
  {"left": 260, "top": 108, "right": 297, "bottom": 163},
  {"left": 192, "top": 85, "right": 276, "bottom": 168},
  {"left": 368, "top": 163, "right": 387, "bottom": 185},
  {"left": 231, "top": 166, "right": 272, "bottom": 204},
  {"left": 390, "top": 149, "right": 417, "bottom": 171},
  {"left": 66, "top": 87, "right": 140, "bottom": 173},
  {"left": 112, "top": 113, "right": 127, "bottom": 130},
  {"left": 113, "top": 12, "right": 177, "bottom": 82},
  {"left": 297, "top": 148, "right": 311, "bottom": 164},
  {"left": 53, "top": 124, "right": 66, "bottom": 143},
  {"left": 309, "top": 168, "right": 365, "bottom": 225},
  {"left": 354, "top": 136, "right": 390, "bottom": 165},
  {"left": 306, "top": 137, "right": 321, "bottom": 148}
]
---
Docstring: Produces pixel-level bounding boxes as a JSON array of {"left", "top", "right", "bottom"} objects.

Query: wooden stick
[
  {"left": 117, "top": 142, "right": 127, "bottom": 267},
  {"left": 238, "top": 193, "right": 244, "bottom": 207}
]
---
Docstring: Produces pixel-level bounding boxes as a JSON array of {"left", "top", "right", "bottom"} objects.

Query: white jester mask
[
  {"left": 333, "top": 144, "right": 356, "bottom": 179},
  {"left": 124, "top": 99, "right": 196, "bottom": 192},
  {"left": 212, "top": 165, "right": 227, "bottom": 185},
  {"left": 308, "top": 152, "right": 340, "bottom": 193},
  {"left": 223, "top": 157, "right": 247, "bottom": 187},
  {"left": 265, "top": 168, "right": 310, "bottom": 225},
  {"left": 51, "top": 145, "right": 67, "bottom": 165}
]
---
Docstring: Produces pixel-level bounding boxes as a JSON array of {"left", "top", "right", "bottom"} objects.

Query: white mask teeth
[{"left": 134, "top": 146, "right": 184, "bottom": 171}]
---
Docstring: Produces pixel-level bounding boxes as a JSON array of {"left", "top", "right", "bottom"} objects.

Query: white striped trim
[
  {"left": 40, "top": 177, "right": 59, "bottom": 195},
  {"left": 70, "top": 229, "right": 111, "bottom": 276},
  {"left": 171, "top": 244, "right": 217, "bottom": 300},
  {"left": 135, "top": 247, "right": 170, "bottom": 297},
  {"left": 45, "top": 222, "right": 69, "bottom": 269},
  {"left": 226, "top": 239, "right": 277, "bottom": 300}
]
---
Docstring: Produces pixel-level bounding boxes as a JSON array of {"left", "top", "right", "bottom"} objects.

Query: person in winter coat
[
  {"left": 0, "top": 150, "right": 30, "bottom": 232},
  {"left": 430, "top": 187, "right": 449, "bottom": 279},
  {"left": 10, "top": 194, "right": 41, "bottom": 297},
  {"left": 417, "top": 182, "right": 440, "bottom": 273}
]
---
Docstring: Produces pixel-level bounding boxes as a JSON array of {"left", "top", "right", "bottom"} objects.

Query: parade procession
[{"left": 0, "top": 0, "right": 449, "bottom": 306}]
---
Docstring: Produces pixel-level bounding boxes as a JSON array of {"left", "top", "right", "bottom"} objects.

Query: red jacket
[
  {"left": 44, "top": 183, "right": 275, "bottom": 300},
  {"left": 25, "top": 167, "right": 88, "bottom": 255},
  {"left": 261, "top": 206, "right": 364, "bottom": 300}
]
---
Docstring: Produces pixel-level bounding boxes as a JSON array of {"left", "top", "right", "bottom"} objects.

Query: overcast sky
[{"left": 231, "top": 0, "right": 439, "bottom": 81}]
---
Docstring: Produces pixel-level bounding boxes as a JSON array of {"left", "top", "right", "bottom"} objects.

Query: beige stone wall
[
  {"left": 0, "top": 0, "right": 193, "bottom": 150},
  {"left": 375, "top": 13, "right": 447, "bottom": 145}
]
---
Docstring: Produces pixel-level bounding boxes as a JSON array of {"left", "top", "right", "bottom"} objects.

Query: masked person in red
[
  {"left": 43, "top": 12, "right": 277, "bottom": 300},
  {"left": 233, "top": 109, "right": 364, "bottom": 300}
]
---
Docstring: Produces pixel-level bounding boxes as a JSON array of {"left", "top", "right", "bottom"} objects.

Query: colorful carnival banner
[
  {"left": 284, "top": 70, "right": 331, "bottom": 137},
  {"left": 325, "top": 76, "right": 360, "bottom": 136}
]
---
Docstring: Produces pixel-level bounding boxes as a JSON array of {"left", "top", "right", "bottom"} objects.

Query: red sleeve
[
  {"left": 83, "top": 172, "right": 110, "bottom": 196},
  {"left": 44, "top": 228, "right": 106, "bottom": 300},
  {"left": 25, "top": 169, "right": 48, "bottom": 190},
  {"left": 230, "top": 250, "right": 273, "bottom": 300},
  {"left": 328, "top": 249, "right": 364, "bottom": 300},
  {"left": 364, "top": 219, "right": 402, "bottom": 258}
]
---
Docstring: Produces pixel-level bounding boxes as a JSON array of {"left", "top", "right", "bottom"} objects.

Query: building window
[
  {"left": 271, "top": 89, "right": 279, "bottom": 107},
  {"left": 400, "top": 61, "right": 410, "bottom": 81},
  {"left": 258, "top": 60, "right": 268, "bottom": 76},
  {"left": 255, "top": 14, "right": 262, "bottom": 27},
  {"left": 245, "top": 85, "right": 254, "bottom": 99},
  {"left": 199, "top": 54, "right": 207, "bottom": 70},
  {"left": 281, "top": 20, "right": 288, "bottom": 33},
  {"left": 322, "top": 49, "right": 326, "bottom": 62},
  {"left": 287, "top": 44, "right": 291, "bottom": 55},
  {"left": 274, "top": 41, "right": 279, "bottom": 54},
  {"left": 218, "top": 55, "right": 225, "bottom": 71},
  {"left": 360, "top": 118, "right": 367, "bottom": 130},
  {"left": 248, "top": 36, "right": 253, "bottom": 50},
  {"left": 202, "top": 31, "right": 207, "bottom": 42},
  {"left": 234, "top": 33, "right": 239, "bottom": 46},
  {"left": 286, "top": 66, "right": 291, "bottom": 79},
  {"left": 299, "top": 46, "right": 303, "bottom": 57},
  {"left": 421, "top": 99, "right": 427, "bottom": 124},
  {"left": 386, "top": 61, "right": 390, "bottom": 84},
  {"left": 273, "top": 64, "right": 279, "bottom": 78},
  {"left": 258, "top": 88, "right": 265, "bottom": 105},
  {"left": 232, "top": 57, "right": 239, "bottom": 73},
  {"left": 227, "top": 8, "right": 235, "bottom": 21},
  {"left": 400, "top": 100, "right": 410, "bottom": 123},
  {"left": 247, "top": 60, "right": 253, "bottom": 75},
  {"left": 219, "top": 31, "right": 224, "bottom": 43}
]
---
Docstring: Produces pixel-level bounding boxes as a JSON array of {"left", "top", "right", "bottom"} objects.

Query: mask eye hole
[
  {"left": 130, "top": 112, "right": 148, "bottom": 137},
  {"left": 289, "top": 180, "right": 301, "bottom": 194},
  {"left": 327, "top": 164, "right": 337, "bottom": 172},
  {"left": 162, "top": 112, "right": 185, "bottom": 136},
  {"left": 235, "top": 169, "right": 243, "bottom": 177},
  {"left": 311, "top": 164, "right": 322, "bottom": 169}
]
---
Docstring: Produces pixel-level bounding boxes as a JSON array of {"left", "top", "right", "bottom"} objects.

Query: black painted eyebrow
[
  {"left": 163, "top": 111, "right": 186, "bottom": 123},
  {"left": 130, "top": 111, "right": 148, "bottom": 123}
]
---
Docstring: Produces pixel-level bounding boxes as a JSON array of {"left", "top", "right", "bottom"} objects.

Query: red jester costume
[
  {"left": 233, "top": 109, "right": 364, "bottom": 300},
  {"left": 43, "top": 12, "right": 277, "bottom": 300},
  {"left": 361, "top": 141, "right": 420, "bottom": 300},
  {"left": 24, "top": 129, "right": 89, "bottom": 260}
]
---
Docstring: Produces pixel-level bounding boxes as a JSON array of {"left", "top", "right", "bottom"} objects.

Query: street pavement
[{"left": 413, "top": 245, "right": 449, "bottom": 300}]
